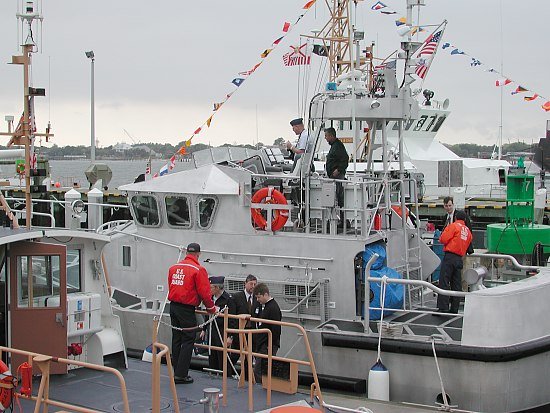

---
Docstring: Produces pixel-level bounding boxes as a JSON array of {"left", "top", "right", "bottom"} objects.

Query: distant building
[{"left": 113, "top": 142, "right": 132, "bottom": 152}]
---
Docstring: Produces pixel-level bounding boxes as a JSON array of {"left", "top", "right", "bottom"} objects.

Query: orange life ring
[
  {"left": 16, "top": 163, "right": 25, "bottom": 175},
  {"left": 0, "top": 360, "right": 14, "bottom": 411},
  {"left": 251, "top": 187, "right": 289, "bottom": 231}
]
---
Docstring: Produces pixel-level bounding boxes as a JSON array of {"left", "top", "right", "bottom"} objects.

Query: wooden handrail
[
  {"left": 0, "top": 346, "right": 130, "bottom": 413},
  {"left": 196, "top": 309, "right": 325, "bottom": 412},
  {"left": 0, "top": 193, "right": 19, "bottom": 228}
]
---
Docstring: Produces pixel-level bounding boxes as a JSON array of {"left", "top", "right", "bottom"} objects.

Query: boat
[
  {"left": 3, "top": 1, "right": 550, "bottom": 412},
  {"left": 92, "top": 1, "right": 550, "bottom": 412}
]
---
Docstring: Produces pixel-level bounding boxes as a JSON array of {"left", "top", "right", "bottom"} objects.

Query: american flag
[
  {"left": 415, "top": 27, "right": 445, "bottom": 79},
  {"left": 282, "top": 44, "right": 311, "bottom": 66}
]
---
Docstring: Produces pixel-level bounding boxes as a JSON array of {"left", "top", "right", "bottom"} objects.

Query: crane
[{"left": 123, "top": 129, "right": 141, "bottom": 146}]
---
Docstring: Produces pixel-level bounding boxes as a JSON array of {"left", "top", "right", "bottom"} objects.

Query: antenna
[{"left": 16, "top": 0, "right": 43, "bottom": 52}]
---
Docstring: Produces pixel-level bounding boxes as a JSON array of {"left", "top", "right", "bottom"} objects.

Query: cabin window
[
  {"left": 197, "top": 197, "right": 217, "bottom": 229},
  {"left": 16, "top": 255, "right": 61, "bottom": 308},
  {"left": 122, "top": 246, "right": 131, "bottom": 267},
  {"left": 165, "top": 196, "right": 191, "bottom": 228},
  {"left": 66, "top": 248, "right": 82, "bottom": 293},
  {"left": 130, "top": 195, "right": 160, "bottom": 226}
]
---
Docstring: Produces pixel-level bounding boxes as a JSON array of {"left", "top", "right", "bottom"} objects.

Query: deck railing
[{"left": 0, "top": 346, "right": 131, "bottom": 413}]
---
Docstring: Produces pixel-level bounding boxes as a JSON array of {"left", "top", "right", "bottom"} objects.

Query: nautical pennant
[
  {"left": 511, "top": 86, "right": 527, "bottom": 95},
  {"left": 524, "top": 94, "right": 539, "bottom": 101},
  {"left": 371, "top": 1, "right": 387, "bottom": 10},
  {"left": 282, "top": 22, "right": 291, "bottom": 32},
  {"left": 395, "top": 17, "right": 406, "bottom": 26},
  {"left": 470, "top": 58, "right": 481, "bottom": 67},
  {"left": 495, "top": 78, "right": 511, "bottom": 87},
  {"left": 542, "top": 101, "right": 550, "bottom": 112},
  {"left": 303, "top": 0, "right": 316, "bottom": 9},
  {"left": 232, "top": 78, "right": 245, "bottom": 87}
]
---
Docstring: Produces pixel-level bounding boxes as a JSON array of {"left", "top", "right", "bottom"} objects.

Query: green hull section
[{"left": 486, "top": 224, "right": 550, "bottom": 254}]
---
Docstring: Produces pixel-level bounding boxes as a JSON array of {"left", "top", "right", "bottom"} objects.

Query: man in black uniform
[
  {"left": 325, "top": 127, "right": 349, "bottom": 208},
  {"left": 253, "top": 283, "right": 282, "bottom": 383},
  {"left": 200, "top": 276, "right": 237, "bottom": 372},
  {"left": 231, "top": 274, "right": 258, "bottom": 378}
]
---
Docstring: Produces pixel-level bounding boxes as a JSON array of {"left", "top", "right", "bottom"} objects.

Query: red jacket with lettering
[
  {"left": 439, "top": 219, "right": 472, "bottom": 257},
  {"left": 168, "top": 254, "right": 216, "bottom": 313}
]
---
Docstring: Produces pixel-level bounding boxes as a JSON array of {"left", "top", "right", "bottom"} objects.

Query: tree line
[{"left": 0, "top": 139, "right": 536, "bottom": 160}]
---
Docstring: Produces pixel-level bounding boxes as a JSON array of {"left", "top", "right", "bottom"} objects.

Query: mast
[
  {"left": 0, "top": 1, "right": 53, "bottom": 228},
  {"left": 303, "top": 0, "right": 356, "bottom": 82}
]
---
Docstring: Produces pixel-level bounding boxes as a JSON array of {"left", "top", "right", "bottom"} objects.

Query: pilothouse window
[
  {"left": 165, "top": 196, "right": 191, "bottom": 227},
  {"left": 17, "top": 255, "right": 61, "bottom": 308},
  {"left": 131, "top": 195, "right": 160, "bottom": 226},
  {"left": 197, "top": 197, "right": 216, "bottom": 229}
]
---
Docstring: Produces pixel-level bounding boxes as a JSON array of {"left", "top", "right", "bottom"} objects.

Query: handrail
[
  {"left": 0, "top": 192, "right": 19, "bottom": 228},
  {"left": 195, "top": 309, "right": 325, "bottom": 412},
  {"left": 470, "top": 252, "right": 539, "bottom": 271},
  {"left": 111, "top": 228, "right": 334, "bottom": 262},
  {"left": 0, "top": 346, "right": 130, "bottom": 413},
  {"left": 367, "top": 276, "right": 467, "bottom": 297}
]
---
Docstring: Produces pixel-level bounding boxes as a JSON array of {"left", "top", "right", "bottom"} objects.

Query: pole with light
[{"left": 85, "top": 50, "right": 95, "bottom": 163}]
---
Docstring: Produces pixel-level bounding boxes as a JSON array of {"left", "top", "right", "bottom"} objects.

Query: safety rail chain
[
  {"left": 182, "top": 309, "right": 325, "bottom": 412},
  {"left": 0, "top": 193, "right": 19, "bottom": 229},
  {"left": 0, "top": 346, "right": 131, "bottom": 413}
]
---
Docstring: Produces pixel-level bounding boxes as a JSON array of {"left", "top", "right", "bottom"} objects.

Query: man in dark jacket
[
  {"left": 201, "top": 276, "right": 237, "bottom": 372},
  {"left": 168, "top": 242, "right": 216, "bottom": 384},
  {"left": 325, "top": 127, "right": 349, "bottom": 208},
  {"left": 253, "top": 283, "right": 282, "bottom": 383},
  {"left": 232, "top": 274, "right": 258, "bottom": 378}
]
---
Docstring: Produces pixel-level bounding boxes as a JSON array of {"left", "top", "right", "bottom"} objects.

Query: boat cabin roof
[{"left": 119, "top": 164, "right": 244, "bottom": 195}]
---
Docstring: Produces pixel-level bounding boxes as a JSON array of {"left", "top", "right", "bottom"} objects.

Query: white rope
[
  {"left": 376, "top": 276, "right": 388, "bottom": 362},
  {"left": 431, "top": 337, "right": 450, "bottom": 410},
  {"left": 210, "top": 311, "right": 239, "bottom": 377}
]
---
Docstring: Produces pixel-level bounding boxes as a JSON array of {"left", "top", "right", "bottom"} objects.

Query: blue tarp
[{"left": 362, "top": 243, "right": 405, "bottom": 320}]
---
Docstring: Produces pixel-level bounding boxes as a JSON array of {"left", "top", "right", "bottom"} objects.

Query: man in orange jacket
[
  {"left": 436, "top": 210, "right": 473, "bottom": 314},
  {"left": 168, "top": 242, "right": 217, "bottom": 384}
]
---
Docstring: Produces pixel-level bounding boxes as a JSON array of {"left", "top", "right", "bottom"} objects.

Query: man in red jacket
[
  {"left": 168, "top": 242, "right": 216, "bottom": 384},
  {"left": 436, "top": 210, "right": 473, "bottom": 314}
]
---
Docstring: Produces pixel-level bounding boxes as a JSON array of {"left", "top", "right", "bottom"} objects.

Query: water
[{"left": 48, "top": 159, "right": 193, "bottom": 190}]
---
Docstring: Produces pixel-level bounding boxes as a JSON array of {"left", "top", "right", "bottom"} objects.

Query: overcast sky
[{"left": 0, "top": 0, "right": 548, "bottom": 151}]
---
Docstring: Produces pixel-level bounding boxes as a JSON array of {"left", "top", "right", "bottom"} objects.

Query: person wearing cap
[
  {"left": 168, "top": 242, "right": 216, "bottom": 384},
  {"left": 200, "top": 275, "right": 237, "bottom": 372},
  {"left": 436, "top": 211, "right": 473, "bottom": 314},
  {"left": 286, "top": 118, "right": 309, "bottom": 160}
]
